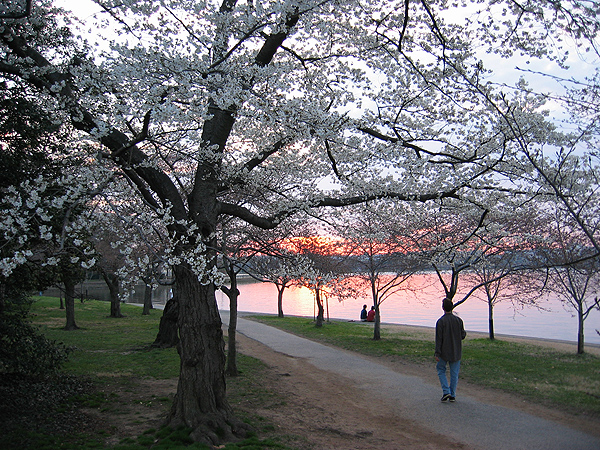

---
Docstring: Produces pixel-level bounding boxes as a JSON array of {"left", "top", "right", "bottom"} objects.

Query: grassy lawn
[
  {"left": 2, "top": 297, "right": 295, "bottom": 450},
  {"left": 32, "top": 297, "right": 180, "bottom": 379},
  {"left": 250, "top": 315, "right": 600, "bottom": 417}
]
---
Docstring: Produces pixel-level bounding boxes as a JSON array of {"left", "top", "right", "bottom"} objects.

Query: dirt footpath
[{"left": 234, "top": 332, "right": 469, "bottom": 449}]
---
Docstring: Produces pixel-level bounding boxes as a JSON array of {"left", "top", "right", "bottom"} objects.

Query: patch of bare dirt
[{"left": 82, "top": 377, "right": 177, "bottom": 447}]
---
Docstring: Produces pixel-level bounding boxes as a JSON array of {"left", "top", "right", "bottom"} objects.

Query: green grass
[
  {"left": 250, "top": 315, "right": 600, "bottom": 416},
  {"left": 32, "top": 297, "right": 180, "bottom": 378},
  {"left": 465, "top": 338, "right": 600, "bottom": 412},
  {"left": 4, "top": 297, "right": 296, "bottom": 450}
]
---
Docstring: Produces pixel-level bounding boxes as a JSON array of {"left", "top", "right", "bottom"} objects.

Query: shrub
[{"left": 0, "top": 299, "right": 70, "bottom": 377}]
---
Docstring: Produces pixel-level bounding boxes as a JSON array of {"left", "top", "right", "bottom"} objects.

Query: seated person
[
  {"left": 366, "top": 306, "right": 376, "bottom": 322},
  {"left": 360, "top": 305, "right": 368, "bottom": 321}
]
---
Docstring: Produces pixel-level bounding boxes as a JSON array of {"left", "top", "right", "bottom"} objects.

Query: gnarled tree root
[{"left": 167, "top": 412, "right": 253, "bottom": 446}]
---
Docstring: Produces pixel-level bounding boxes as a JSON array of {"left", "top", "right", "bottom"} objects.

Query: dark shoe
[
  {"left": 449, "top": 396, "right": 456, "bottom": 402},
  {"left": 441, "top": 394, "right": 451, "bottom": 402}
]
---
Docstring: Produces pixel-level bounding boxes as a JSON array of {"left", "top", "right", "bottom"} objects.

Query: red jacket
[{"left": 366, "top": 309, "right": 375, "bottom": 322}]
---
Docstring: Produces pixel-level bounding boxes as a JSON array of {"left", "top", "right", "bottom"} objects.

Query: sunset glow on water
[{"left": 217, "top": 274, "right": 600, "bottom": 345}]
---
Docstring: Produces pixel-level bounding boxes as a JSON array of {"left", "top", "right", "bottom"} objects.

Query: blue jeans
[{"left": 436, "top": 358, "right": 461, "bottom": 397}]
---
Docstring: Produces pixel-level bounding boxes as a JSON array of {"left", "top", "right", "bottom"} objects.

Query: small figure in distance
[
  {"left": 435, "top": 298, "right": 466, "bottom": 403},
  {"left": 366, "top": 306, "right": 376, "bottom": 322},
  {"left": 360, "top": 304, "right": 368, "bottom": 322}
]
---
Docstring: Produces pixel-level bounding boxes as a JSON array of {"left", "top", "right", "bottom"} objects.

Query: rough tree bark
[
  {"left": 142, "top": 283, "right": 153, "bottom": 315},
  {"left": 222, "top": 261, "right": 240, "bottom": 377},
  {"left": 167, "top": 264, "right": 249, "bottom": 444},
  {"left": 577, "top": 309, "right": 585, "bottom": 355},
  {"left": 315, "top": 287, "right": 325, "bottom": 327},
  {"left": 225, "top": 287, "right": 239, "bottom": 377},
  {"left": 101, "top": 270, "right": 123, "bottom": 318},
  {"left": 152, "top": 296, "right": 179, "bottom": 348},
  {"left": 276, "top": 283, "right": 285, "bottom": 318},
  {"left": 141, "top": 267, "right": 154, "bottom": 315},
  {"left": 63, "top": 278, "right": 78, "bottom": 330},
  {"left": 488, "top": 300, "right": 495, "bottom": 341},
  {"left": 373, "top": 306, "right": 381, "bottom": 341}
]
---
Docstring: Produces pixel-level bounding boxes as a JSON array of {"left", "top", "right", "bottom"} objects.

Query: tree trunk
[
  {"left": 223, "top": 260, "right": 240, "bottom": 377},
  {"left": 142, "top": 283, "right": 153, "bottom": 315},
  {"left": 152, "top": 296, "right": 179, "bottom": 348},
  {"left": 63, "top": 279, "right": 78, "bottom": 330},
  {"left": 315, "top": 288, "right": 324, "bottom": 327},
  {"left": 277, "top": 284, "right": 285, "bottom": 318},
  {"left": 225, "top": 292, "right": 238, "bottom": 376},
  {"left": 166, "top": 264, "right": 249, "bottom": 444},
  {"left": 373, "top": 306, "right": 381, "bottom": 341},
  {"left": 225, "top": 282, "right": 239, "bottom": 377},
  {"left": 488, "top": 300, "right": 495, "bottom": 340},
  {"left": 102, "top": 271, "right": 123, "bottom": 318},
  {"left": 577, "top": 308, "right": 585, "bottom": 354}
]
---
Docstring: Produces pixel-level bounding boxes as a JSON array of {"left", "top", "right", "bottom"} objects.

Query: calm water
[{"left": 215, "top": 275, "right": 600, "bottom": 345}]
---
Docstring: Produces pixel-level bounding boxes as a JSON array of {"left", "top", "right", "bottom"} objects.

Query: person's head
[
  {"left": 371, "top": 306, "right": 375, "bottom": 310},
  {"left": 442, "top": 298, "right": 454, "bottom": 313},
  {"left": 363, "top": 305, "right": 367, "bottom": 309}
]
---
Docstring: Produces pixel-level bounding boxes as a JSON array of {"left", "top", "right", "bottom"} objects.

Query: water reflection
[{"left": 216, "top": 275, "right": 600, "bottom": 345}]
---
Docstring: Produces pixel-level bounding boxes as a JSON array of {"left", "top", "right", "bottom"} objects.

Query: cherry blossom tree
[
  {"left": 470, "top": 253, "right": 543, "bottom": 340},
  {"left": 249, "top": 252, "right": 297, "bottom": 317},
  {"left": 467, "top": 204, "right": 552, "bottom": 340},
  {"left": 284, "top": 234, "right": 347, "bottom": 327},
  {"left": 332, "top": 201, "right": 427, "bottom": 340},
  {"left": 533, "top": 207, "right": 600, "bottom": 354},
  {"left": 216, "top": 217, "right": 260, "bottom": 377},
  {"left": 1, "top": 0, "right": 599, "bottom": 444},
  {"left": 245, "top": 219, "right": 318, "bottom": 318},
  {"left": 407, "top": 199, "right": 538, "bottom": 315},
  {"left": 94, "top": 231, "right": 126, "bottom": 319}
]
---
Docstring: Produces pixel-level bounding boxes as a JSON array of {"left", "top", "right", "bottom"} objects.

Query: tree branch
[
  {"left": 254, "top": 11, "right": 300, "bottom": 67},
  {"left": 218, "top": 188, "right": 460, "bottom": 230},
  {"left": 325, "top": 140, "right": 342, "bottom": 180},
  {"left": 0, "top": 24, "right": 188, "bottom": 223},
  {"left": 398, "top": 0, "right": 411, "bottom": 52}
]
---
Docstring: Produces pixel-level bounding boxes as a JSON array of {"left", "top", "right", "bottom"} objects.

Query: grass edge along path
[{"left": 249, "top": 314, "right": 600, "bottom": 418}]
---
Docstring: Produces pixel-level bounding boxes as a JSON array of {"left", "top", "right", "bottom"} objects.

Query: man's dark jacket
[{"left": 435, "top": 312, "right": 466, "bottom": 362}]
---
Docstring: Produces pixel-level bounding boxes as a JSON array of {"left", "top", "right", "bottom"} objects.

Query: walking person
[{"left": 435, "top": 298, "right": 466, "bottom": 403}]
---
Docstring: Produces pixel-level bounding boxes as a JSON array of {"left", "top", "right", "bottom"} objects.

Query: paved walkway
[{"left": 221, "top": 311, "right": 600, "bottom": 450}]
